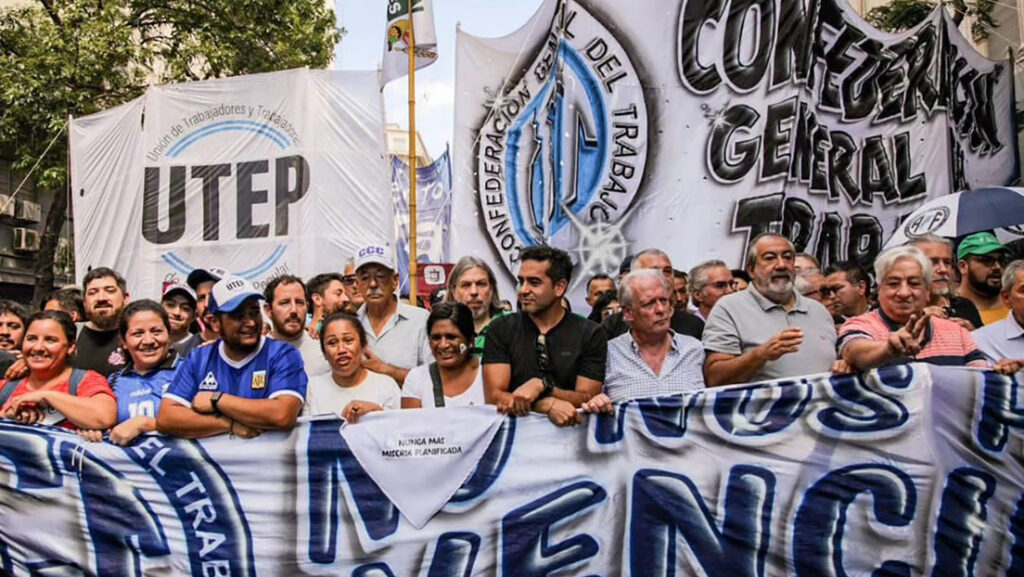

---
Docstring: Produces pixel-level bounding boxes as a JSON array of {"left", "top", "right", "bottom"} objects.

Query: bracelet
[
  {"left": 229, "top": 419, "right": 235, "bottom": 439},
  {"left": 210, "top": 392, "right": 224, "bottom": 415}
]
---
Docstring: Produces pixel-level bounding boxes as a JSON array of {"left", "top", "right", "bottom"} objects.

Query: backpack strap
[
  {"left": 428, "top": 363, "right": 445, "bottom": 408},
  {"left": 0, "top": 378, "right": 23, "bottom": 407},
  {"left": 68, "top": 368, "right": 88, "bottom": 397}
]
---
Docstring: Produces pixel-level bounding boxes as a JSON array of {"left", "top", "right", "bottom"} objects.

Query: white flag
[{"left": 381, "top": 0, "right": 438, "bottom": 85}]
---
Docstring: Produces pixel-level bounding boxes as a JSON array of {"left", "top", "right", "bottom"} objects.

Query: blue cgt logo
[{"left": 475, "top": 2, "right": 648, "bottom": 275}]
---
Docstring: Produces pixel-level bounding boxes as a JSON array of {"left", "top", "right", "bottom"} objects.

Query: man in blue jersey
[{"left": 156, "top": 275, "right": 308, "bottom": 438}]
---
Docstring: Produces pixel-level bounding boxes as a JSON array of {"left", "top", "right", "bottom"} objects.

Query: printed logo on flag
[{"left": 474, "top": 3, "right": 648, "bottom": 280}]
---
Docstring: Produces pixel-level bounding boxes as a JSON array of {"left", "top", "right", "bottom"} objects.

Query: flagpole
[{"left": 407, "top": 1, "right": 419, "bottom": 303}]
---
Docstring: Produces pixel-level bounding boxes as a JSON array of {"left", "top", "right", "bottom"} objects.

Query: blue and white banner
[
  {"left": 392, "top": 150, "right": 452, "bottom": 295},
  {"left": 2, "top": 364, "right": 1024, "bottom": 575},
  {"left": 70, "top": 69, "right": 393, "bottom": 297}
]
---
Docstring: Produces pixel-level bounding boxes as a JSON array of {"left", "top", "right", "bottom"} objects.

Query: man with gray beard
[
  {"left": 909, "top": 235, "right": 983, "bottom": 330},
  {"left": 702, "top": 234, "right": 837, "bottom": 386}
]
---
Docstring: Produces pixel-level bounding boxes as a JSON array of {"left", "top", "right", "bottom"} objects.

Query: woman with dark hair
[
  {"left": 402, "top": 303, "right": 485, "bottom": 409},
  {"left": 303, "top": 312, "right": 400, "bottom": 422},
  {"left": 0, "top": 311, "right": 116, "bottom": 430},
  {"left": 80, "top": 300, "right": 181, "bottom": 445}
]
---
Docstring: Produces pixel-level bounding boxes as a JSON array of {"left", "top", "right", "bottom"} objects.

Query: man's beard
[
  {"left": 89, "top": 308, "right": 121, "bottom": 331},
  {"left": 273, "top": 315, "right": 305, "bottom": 340},
  {"left": 969, "top": 273, "right": 1002, "bottom": 298},
  {"left": 931, "top": 280, "right": 956, "bottom": 299},
  {"left": 757, "top": 273, "right": 795, "bottom": 304}
]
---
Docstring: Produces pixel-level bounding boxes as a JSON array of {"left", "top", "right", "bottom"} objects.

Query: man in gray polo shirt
[
  {"left": 353, "top": 243, "right": 431, "bottom": 385},
  {"left": 702, "top": 234, "right": 837, "bottom": 386}
]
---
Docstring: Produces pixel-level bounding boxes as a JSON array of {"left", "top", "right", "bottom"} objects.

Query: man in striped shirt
[{"left": 839, "top": 246, "right": 988, "bottom": 371}]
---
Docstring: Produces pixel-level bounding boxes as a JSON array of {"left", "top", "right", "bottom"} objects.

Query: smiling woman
[{"left": 0, "top": 311, "right": 117, "bottom": 431}]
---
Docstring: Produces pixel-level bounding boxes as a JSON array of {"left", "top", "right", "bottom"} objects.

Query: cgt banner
[
  {"left": 452, "top": 0, "right": 1021, "bottom": 300},
  {"left": 2, "top": 364, "right": 1024, "bottom": 575},
  {"left": 69, "top": 69, "right": 393, "bottom": 296}
]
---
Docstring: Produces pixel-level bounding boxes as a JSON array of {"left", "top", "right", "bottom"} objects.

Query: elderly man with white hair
[
  {"left": 839, "top": 245, "right": 989, "bottom": 371},
  {"left": 583, "top": 269, "right": 704, "bottom": 413}
]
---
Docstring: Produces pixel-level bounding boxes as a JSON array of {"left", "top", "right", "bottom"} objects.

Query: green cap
[{"left": 957, "top": 232, "right": 1008, "bottom": 260}]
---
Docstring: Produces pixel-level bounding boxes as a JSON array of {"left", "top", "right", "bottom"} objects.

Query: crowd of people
[{"left": 0, "top": 230, "right": 1022, "bottom": 439}]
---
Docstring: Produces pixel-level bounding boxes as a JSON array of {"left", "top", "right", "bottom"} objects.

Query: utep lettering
[
  {"left": 304, "top": 367, "right": 1024, "bottom": 575},
  {"left": 142, "top": 154, "right": 310, "bottom": 244}
]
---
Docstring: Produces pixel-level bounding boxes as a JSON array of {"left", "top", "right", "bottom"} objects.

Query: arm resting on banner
[
  {"left": 5, "top": 390, "right": 117, "bottom": 430},
  {"left": 193, "top": 392, "right": 303, "bottom": 431},
  {"left": 155, "top": 400, "right": 233, "bottom": 439},
  {"left": 704, "top": 350, "right": 771, "bottom": 387}
]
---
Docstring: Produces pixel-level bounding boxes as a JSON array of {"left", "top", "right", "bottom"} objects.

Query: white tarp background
[
  {"left": 70, "top": 69, "right": 392, "bottom": 296},
  {"left": 452, "top": 0, "right": 1020, "bottom": 305},
  {"left": 1, "top": 364, "right": 1024, "bottom": 575}
]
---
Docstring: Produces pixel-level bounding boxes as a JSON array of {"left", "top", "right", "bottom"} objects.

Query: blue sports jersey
[
  {"left": 109, "top": 355, "right": 179, "bottom": 423},
  {"left": 163, "top": 337, "right": 307, "bottom": 406}
]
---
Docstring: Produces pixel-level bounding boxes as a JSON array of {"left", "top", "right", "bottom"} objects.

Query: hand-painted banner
[
  {"left": 392, "top": 150, "right": 453, "bottom": 296},
  {"left": 69, "top": 69, "right": 393, "bottom": 297},
  {"left": 452, "top": 0, "right": 1021, "bottom": 303},
  {"left": 2, "top": 364, "right": 1024, "bottom": 575}
]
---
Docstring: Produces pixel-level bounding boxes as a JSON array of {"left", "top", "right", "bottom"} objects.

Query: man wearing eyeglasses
[
  {"left": 483, "top": 246, "right": 607, "bottom": 427},
  {"left": 688, "top": 260, "right": 734, "bottom": 322},
  {"left": 957, "top": 232, "right": 1012, "bottom": 326},
  {"left": 157, "top": 276, "right": 307, "bottom": 438},
  {"left": 353, "top": 244, "right": 431, "bottom": 386}
]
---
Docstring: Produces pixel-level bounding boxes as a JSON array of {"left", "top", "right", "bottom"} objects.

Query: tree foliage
[
  {"left": 0, "top": 0, "right": 340, "bottom": 302},
  {"left": 866, "top": 0, "right": 997, "bottom": 40}
]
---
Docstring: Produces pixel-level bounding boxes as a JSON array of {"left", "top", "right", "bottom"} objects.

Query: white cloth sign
[
  {"left": 70, "top": 69, "right": 392, "bottom": 297},
  {"left": 3, "top": 364, "right": 1024, "bottom": 575},
  {"left": 452, "top": 0, "right": 1020, "bottom": 303},
  {"left": 340, "top": 405, "right": 503, "bottom": 528}
]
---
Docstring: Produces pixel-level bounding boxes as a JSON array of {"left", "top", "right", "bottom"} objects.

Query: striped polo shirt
[{"left": 838, "top": 309, "right": 988, "bottom": 367}]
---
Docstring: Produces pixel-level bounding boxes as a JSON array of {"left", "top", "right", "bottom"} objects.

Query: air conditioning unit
[
  {"left": 0, "top": 195, "right": 14, "bottom": 217},
  {"left": 15, "top": 200, "right": 40, "bottom": 223},
  {"left": 13, "top": 227, "right": 40, "bottom": 252}
]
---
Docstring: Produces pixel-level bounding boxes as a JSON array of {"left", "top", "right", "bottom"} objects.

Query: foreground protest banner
[
  {"left": 452, "top": 0, "right": 1021, "bottom": 301},
  {"left": 69, "top": 69, "right": 392, "bottom": 296},
  {"left": 392, "top": 151, "right": 453, "bottom": 296},
  {"left": 2, "top": 364, "right": 1023, "bottom": 575}
]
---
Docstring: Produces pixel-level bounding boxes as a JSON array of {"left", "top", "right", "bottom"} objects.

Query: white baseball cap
[
  {"left": 161, "top": 283, "right": 197, "bottom": 308},
  {"left": 354, "top": 243, "right": 396, "bottom": 272},
  {"left": 208, "top": 275, "right": 264, "bottom": 314}
]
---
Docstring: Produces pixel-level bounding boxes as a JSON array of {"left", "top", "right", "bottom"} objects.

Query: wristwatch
[
  {"left": 210, "top": 392, "right": 224, "bottom": 415},
  {"left": 539, "top": 377, "right": 555, "bottom": 398}
]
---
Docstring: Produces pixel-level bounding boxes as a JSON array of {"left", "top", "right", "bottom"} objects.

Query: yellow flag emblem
[{"left": 251, "top": 371, "right": 266, "bottom": 390}]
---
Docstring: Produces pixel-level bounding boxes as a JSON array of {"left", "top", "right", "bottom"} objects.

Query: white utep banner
[
  {"left": 3, "top": 364, "right": 1024, "bottom": 575},
  {"left": 70, "top": 69, "right": 392, "bottom": 296},
  {"left": 452, "top": 0, "right": 1020, "bottom": 303}
]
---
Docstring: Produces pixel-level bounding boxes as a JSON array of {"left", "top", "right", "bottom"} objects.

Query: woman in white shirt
[
  {"left": 402, "top": 303, "right": 485, "bottom": 409},
  {"left": 304, "top": 312, "right": 400, "bottom": 422}
]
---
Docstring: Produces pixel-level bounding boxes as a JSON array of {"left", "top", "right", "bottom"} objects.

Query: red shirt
[{"left": 1, "top": 370, "right": 114, "bottom": 430}]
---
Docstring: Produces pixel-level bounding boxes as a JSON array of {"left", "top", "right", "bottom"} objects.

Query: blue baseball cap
[{"left": 208, "top": 275, "right": 263, "bottom": 314}]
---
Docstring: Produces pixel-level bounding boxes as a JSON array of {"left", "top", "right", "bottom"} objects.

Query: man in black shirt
[
  {"left": 76, "top": 267, "right": 130, "bottom": 376},
  {"left": 602, "top": 248, "right": 705, "bottom": 339},
  {"left": 483, "top": 246, "right": 606, "bottom": 427}
]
